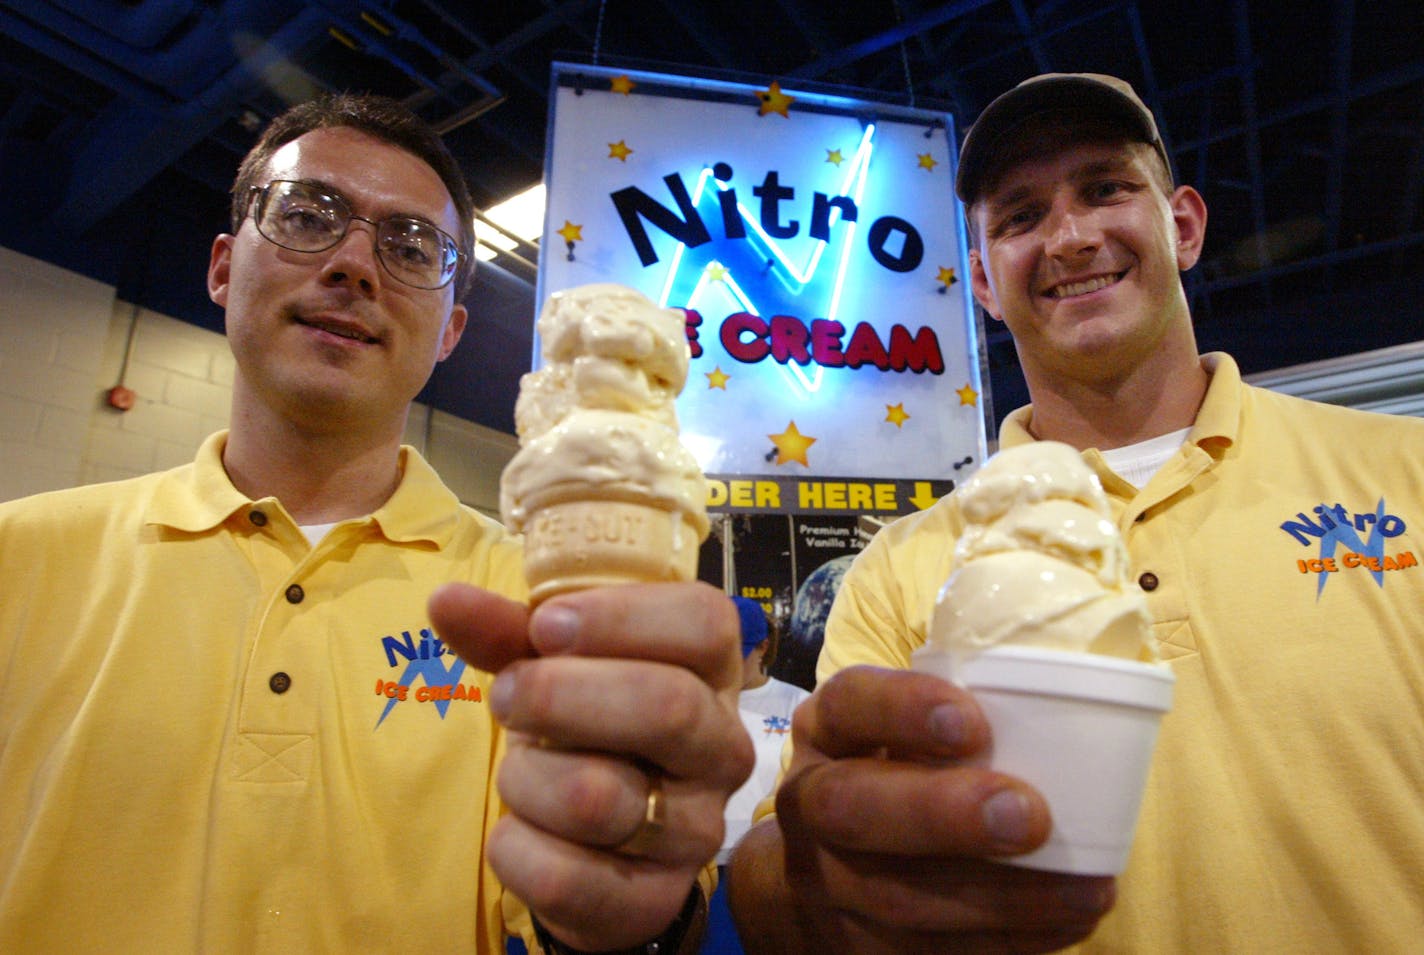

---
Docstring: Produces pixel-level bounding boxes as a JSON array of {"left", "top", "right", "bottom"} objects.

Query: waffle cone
[{"left": 522, "top": 499, "right": 702, "bottom": 604}]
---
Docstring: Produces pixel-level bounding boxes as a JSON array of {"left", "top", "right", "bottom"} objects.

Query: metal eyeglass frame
[{"left": 246, "top": 179, "right": 464, "bottom": 290}]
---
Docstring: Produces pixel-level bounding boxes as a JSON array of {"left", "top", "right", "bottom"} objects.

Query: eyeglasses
[{"left": 247, "top": 180, "right": 464, "bottom": 290}]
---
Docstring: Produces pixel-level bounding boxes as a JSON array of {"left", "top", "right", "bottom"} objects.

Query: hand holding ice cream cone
[{"left": 431, "top": 284, "right": 750, "bottom": 952}]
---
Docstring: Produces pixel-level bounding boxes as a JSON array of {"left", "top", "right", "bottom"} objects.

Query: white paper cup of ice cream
[{"left": 913, "top": 644, "right": 1174, "bottom": 876}]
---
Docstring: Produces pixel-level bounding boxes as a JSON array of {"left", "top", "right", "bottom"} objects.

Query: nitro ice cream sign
[
  {"left": 539, "top": 64, "right": 987, "bottom": 514},
  {"left": 615, "top": 163, "right": 946, "bottom": 377}
]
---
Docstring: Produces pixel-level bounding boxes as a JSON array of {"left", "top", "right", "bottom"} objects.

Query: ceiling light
[{"left": 475, "top": 183, "right": 545, "bottom": 262}]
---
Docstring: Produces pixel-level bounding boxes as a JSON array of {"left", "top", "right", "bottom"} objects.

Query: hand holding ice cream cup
[{"left": 913, "top": 442, "right": 1174, "bottom": 876}]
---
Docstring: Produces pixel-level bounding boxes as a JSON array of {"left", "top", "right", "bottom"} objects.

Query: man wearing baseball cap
[
  {"left": 728, "top": 73, "right": 1424, "bottom": 952},
  {"left": 954, "top": 72, "right": 1174, "bottom": 206}
]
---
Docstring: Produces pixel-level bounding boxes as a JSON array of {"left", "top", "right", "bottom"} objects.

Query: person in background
[
  {"left": 727, "top": 72, "right": 1424, "bottom": 953},
  {"left": 702, "top": 596, "right": 814, "bottom": 954},
  {"left": 719, "top": 596, "right": 811, "bottom": 866},
  {"left": 0, "top": 92, "right": 751, "bottom": 954}
]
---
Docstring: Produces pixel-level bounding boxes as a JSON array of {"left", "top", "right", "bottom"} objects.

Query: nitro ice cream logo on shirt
[
  {"left": 1279, "top": 499, "right": 1418, "bottom": 598},
  {"left": 761, "top": 715, "right": 792, "bottom": 736},
  {"left": 373, "top": 628, "right": 484, "bottom": 728}
]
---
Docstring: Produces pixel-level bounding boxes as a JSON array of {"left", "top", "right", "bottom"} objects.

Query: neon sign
[{"left": 540, "top": 63, "right": 987, "bottom": 514}]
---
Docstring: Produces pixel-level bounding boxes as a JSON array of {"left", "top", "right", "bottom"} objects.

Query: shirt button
[
  {"left": 285, "top": 584, "right": 305, "bottom": 604},
  {"left": 248, "top": 510, "right": 268, "bottom": 527},
  {"left": 269, "top": 672, "right": 292, "bottom": 694},
  {"left": 1138, "top": 572, "right": 1159, "bottom": 591}
]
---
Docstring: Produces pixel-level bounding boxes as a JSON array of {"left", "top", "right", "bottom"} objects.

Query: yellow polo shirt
[
  {"left": 0, "top": 432, "right": 532, "bottom": 951},
  {"left": 822, "top": 354, "right": 1424, "bottom": 952}
]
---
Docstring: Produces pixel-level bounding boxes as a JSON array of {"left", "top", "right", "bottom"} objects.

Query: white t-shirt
[
  {"left": 300, "top": 522, "right": 339, "bottom": 546},
  {"left": 1100, "top": 427, "right": 1191, "bottom": 488},
  {"left": 718, "top": 677, "right": 811, "bottom": 863}
]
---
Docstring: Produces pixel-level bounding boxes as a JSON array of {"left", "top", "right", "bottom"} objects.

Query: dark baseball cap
[{"left": 955, "top": 73, "right": 1172, "bottom": 204}]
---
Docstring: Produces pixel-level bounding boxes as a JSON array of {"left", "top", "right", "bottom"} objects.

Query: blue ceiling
[{"left": 2, "top": 0, "right": 1421, "bottom": 435}]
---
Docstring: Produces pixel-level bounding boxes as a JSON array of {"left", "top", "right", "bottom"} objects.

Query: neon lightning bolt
[{"left": 657, "top": 123, "right": 877, "bottom": 396}]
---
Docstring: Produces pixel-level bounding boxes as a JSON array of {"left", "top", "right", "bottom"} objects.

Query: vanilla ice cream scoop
[
  {"left": 926, "top": 442, "right": 1154, "bottom": 671},
  {"left": 501, "top": 409, "right": 706, "bottom": 528},
  {"left": 514, "top": 283, "right": 688, "bottom": 432},
  {"left": 957, "top": 441, "right": 1107, "bottom": 524},
  {"left": 501, "top": 283, "right": 708, "bottom": 604}
]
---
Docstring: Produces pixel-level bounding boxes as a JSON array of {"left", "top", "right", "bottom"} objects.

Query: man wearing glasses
[{"left": 0, "top": 94, "right": 750, "bottom": 954}]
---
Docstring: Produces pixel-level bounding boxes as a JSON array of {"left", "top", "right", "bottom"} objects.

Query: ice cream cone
[
  {"left": 522, "top": 497, "right": 704, "bottom": 605},
  {"left": 502, "top": 284, "right": 709, "bottom": 604}
]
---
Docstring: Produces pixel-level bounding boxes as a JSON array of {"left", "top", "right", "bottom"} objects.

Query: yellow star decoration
[
  {"left": 607, "top": 140, "right": 633, "bottom": 162},
  {"left": 917, "top": 152, "right": 939, "bottom": 171},
  {"left": 956, "top": 383, "right": 979, "bottom": 406},
  {"left": 610, "top": 75, "right": 635, "bottom": 95},
  {"left": 706, "top": 367, "right": 730, "bottom": 390},
  {"left": 768, "top": 421, "right": 817, "bottom": 467},
  {"left": 825, "top": 148, "right": 844, "bottom": 166},
  {"left": 936, "top": 266, "right": 958, "bottom": 288},
  {"left": 885, "top": 403, "right": 911, "bottom": 428},
  {"left": 556, "top": 220, "right": 583, "bottom": 244},
  {"left": 757, "top": 81, "right": 795, "bottom": 118},
  {"left": 705, "top": 262, "right": 728, "bottom": 282}
]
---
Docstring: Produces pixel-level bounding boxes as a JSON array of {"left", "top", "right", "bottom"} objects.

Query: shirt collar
[
  {"left": 1186, "top": 352, "right": 1241, "bottom": 453},
  {"left": 998, "top": 352, "right": 1241, "bottom": 454},
  {"left": 145, "top": 431, "right": 464, "bottom": 547},
  {"left": 144, "top": 431, "right": 252, "bottom": 532},
  {"left": 370, "top": 444, "right": 464, "bottom": 546}
]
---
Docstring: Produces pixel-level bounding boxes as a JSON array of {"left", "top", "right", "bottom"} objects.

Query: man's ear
[
  {"left": 437, "top": 303, "right": 467, "bottom": 361},
  {"left": 969, "top": 249, "right": 1004, "bottom": 323},
  {"left": 1170, "top": 185, "right": 1208, "bottom": 272},
  {"left": 208, "top": 234, "right": 234, "bottom": 308}
]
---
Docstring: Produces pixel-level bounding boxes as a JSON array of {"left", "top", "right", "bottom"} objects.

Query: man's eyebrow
[
  {"left": 984, "top": 183, "right": 1035, "bottom": 214},
  {"left": 985, "top": 155, "right": 1139, "bottom": 212},
  {"left": 291, "top": 176, "right": 340, "bottom": 196},
  {"left": 1070, "top": 157, "right": 1134, "bottom": 180},
  {"left": 292, "top": 176, "right": 443, "bottom": 228}
]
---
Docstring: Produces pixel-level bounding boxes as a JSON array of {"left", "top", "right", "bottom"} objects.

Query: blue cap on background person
[
  {"left": 731, "top": 596, "right": 769, "bottom": 658},
  {"left": 955, "top": 72, "right": 1173, "bottom": 205}
]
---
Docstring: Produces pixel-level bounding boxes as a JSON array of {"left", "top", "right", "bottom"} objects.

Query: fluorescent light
[
  {"left": 475, "top": 183, "right": 545, "bottom": 261},
  {"left": 1246, "top": 341, "right": 1424, "bottom": 418}
]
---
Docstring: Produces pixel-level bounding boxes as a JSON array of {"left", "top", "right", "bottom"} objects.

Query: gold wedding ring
[{"left": 617, "top": 772, "right": 667, "bottom": 857}]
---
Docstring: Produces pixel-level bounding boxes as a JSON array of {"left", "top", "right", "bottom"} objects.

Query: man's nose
[
  {"left": 321, "top": 218, "right": 383, "bottom": 292},
  {"left": 1044, "top": 204, "right": 1099, "bottom": 259}
]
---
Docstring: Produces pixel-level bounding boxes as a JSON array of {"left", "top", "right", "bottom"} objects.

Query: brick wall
[
  {"left": 83, "top": 300, "right": 234, "bottom": 484},
  {"left": 0, "top": 247, "right": 114, "bottom": 499},
  {"left": 0, "top": 245, "right": 515, "bottom": 517}
]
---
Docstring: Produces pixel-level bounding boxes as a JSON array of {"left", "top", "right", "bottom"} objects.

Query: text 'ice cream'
[
  {"left": 927, "top": 442, "right": 1155, "bottom": 672},
  {"left": 500, "top": 283, "right": 709, "bottom": 604}
]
